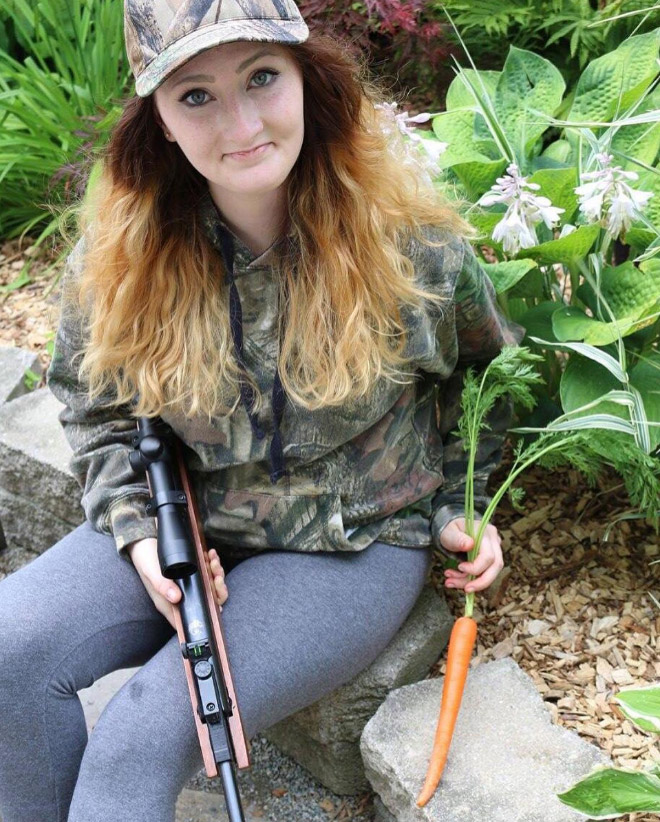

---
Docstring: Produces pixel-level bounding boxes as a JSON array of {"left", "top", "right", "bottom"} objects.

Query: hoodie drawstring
[{"left": 217, "top": 227, "right": 288, "bottom": 484}]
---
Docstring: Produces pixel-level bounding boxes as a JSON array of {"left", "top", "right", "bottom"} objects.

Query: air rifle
[{"left": 129, "top": 416, "right": 250, "bottom": 822}]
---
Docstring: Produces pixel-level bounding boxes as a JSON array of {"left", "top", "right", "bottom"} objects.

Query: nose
[{"left": 219, "top": 94, "right": 264, "bottom": 151}]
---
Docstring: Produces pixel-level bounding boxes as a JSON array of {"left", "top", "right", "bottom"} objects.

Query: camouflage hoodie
[{"left": 47, "top": 195, "right": 524, "bottom": 564}]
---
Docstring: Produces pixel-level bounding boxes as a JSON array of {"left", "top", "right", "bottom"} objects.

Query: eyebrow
[
  {"left": 172, "top": 50, "right": 280, "bottom": 87},
  {"left": 172, "top": 73, "right": 215, "bottom": 88},
  {"left": 236, "top": 49, "right": 278, "bottom": 73}
]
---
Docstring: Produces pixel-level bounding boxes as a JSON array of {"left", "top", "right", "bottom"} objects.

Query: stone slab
[
  {"left": 361, "top": 657, "right": 610, "bottom": 822},
  {"left": 0, "top": 346, "right": 42, "bottom": 405},
  {"left": 264, "top": 584, "right": 453, "bottom": 795},
  {"left": 0, "top": 487, "right": 82, "bottom": 553},
  {"left": 0, "top": 387, "right": 82, "bottom": 525},
  {"left": 374, "top": 795, "right": 397, "bottom": 822}
]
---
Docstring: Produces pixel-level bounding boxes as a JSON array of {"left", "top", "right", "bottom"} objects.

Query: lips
[{"left": 227, "top": 143, "right": 270, "bottom": 158}]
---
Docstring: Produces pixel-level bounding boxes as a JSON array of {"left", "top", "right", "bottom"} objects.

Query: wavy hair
[{"left": 75, "top": 30, "right": 474, "bottom": 419}]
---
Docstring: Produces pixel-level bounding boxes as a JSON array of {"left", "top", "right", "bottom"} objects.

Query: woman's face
[{"left": 154, "top": 41, "right": 304, "bottom": 211}]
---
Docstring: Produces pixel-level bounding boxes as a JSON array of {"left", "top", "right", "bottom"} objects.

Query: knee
[
  {"left": 79, "top": 646, "right": 202, "bottom": 779},
  {"left": 0, "top": 569, "right": 73, "bottom": 695},
  {"left": 0, "top": 578, "right": 41, "bottom": 678}
]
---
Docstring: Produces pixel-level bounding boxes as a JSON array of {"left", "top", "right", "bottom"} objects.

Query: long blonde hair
[{"left": 75, "top": 30, "right": 473, "bottom": 419}]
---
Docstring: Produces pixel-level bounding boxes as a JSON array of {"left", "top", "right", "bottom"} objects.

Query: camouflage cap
[{"left": 125, "top": 1, "right": 309, "bottom": 97}]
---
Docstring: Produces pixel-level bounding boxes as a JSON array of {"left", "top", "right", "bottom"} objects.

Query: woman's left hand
[{"left": 439, "top": 518, "right": 504, "bottom": 593}]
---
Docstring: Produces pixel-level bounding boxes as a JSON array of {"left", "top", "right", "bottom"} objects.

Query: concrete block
[
  {"left": 264, "top": 584, "right": 453, "bottom": 795},
  {"left": 0, "top": 346, "right": 42, "bottom": 405},
  {"left": 360, "top": 657, "right": 610, "bottom": 822}
]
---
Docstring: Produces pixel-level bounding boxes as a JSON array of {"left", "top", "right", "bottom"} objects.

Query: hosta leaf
[
  {"left": 432, "top": 109, "right": 496, "bottom": 168},
  {"left": 453, "top": 157, "right": 508, "bottom": 200},
  {"left": 495, "top": 47, "right": 565, "bottom": 155},
  {"left": 631, "top": 353, "right": 660, "bottom": 451},
  {"left": 527, "top": 167, "right": 579, "bottom": 222},
  {"left": 541, "top": 139, "right": 572, "bottom": 164},
  {"left": 612, "top": 122, "right": 660, "bottom": 172},
  {"left": 620, "top": 714, "right": 660, "bottom": 734},
  {"left": 517, "top": 302, "right": 559, "bottom": 342},
  {"left": 633, "top": 167, "right": 660, "bottom": 231},
  {"left": 466, "top": 211, "right": 504, "bottom": 243},
  {"left": 517, "top": 223, "right": 600, "bottom": 265},
  {"left": 558, "top": 767, "right": 660, "bottom": 818},
  {"left": 508, "top": 267, "right": 545, "bottom": 299},
  {"left": 616, "top": 686, "right": 660, "bottom": 733},
  {"left": 445, "top": 69, "right": 500, "bottom": 112},
  {"left": 560, "top": 352, "right": 660, "bottom": 450},
  {"left": 552, "top": 306, "right": 637, "bottom": 346},
  {"left": 568, "top": 29, "right": 660, "bottom": 124},
  {"left": 529, "top": 337, "right": 626, "bottom": 382},
  {"left": 561, "top": 355, "right": 627, "bottom": 420},
  {"left": 481, "top": 259, "right": 538, "bottom": 294},
  {"left": 610, "top": 83, "right": 660, "bottom": 171},
  {"left": 625, "top": 227, "right": 657, "bottom": 253},
  {"left": 577, "top": 259, "right": 660, "bottom": 322}
]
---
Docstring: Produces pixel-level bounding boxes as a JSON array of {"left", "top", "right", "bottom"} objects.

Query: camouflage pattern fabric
[
  {"left": 47, "top": 194, "right": 524, "bottom": 563},
  {"left": 124, "top": 0, "right": 309, "bottom": 97}
]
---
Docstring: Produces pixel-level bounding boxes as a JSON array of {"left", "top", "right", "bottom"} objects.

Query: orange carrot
[{"left": 416, "top": 615, "right": 478, "bottom": 807}]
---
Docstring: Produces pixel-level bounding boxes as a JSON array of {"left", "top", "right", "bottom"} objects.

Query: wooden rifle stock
[
  {"left": 131, "top": 417, "right": 250, "bottom": 792},
  {"left": 171, "top": 437, "right": 250, "bottom": 775}
]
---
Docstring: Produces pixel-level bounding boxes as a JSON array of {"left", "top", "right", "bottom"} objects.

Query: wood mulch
[
  {"left": 2, "top": 237, "right": 659, "bottom": 821},
  {"left": 0, "top": 238, "right": 63, "bottom": 378}
]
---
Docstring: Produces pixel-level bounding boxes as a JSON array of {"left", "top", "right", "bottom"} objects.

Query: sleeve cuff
[
  {"left": 107, "top": 495, "right": 158, "bottom": 560},
  {"left": 431, "top": 503, "right": 468, "bottom": 546},
  {"left": 431, "top": 503, "right": 486, "bottom": 558}
]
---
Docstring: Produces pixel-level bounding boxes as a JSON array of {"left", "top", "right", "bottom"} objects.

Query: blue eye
[
  {"left": 181, "top": 89, "right": 209, "bottom": 107},
  {"left": 250, "top": 69, "right": 279, "bottom": 88}
]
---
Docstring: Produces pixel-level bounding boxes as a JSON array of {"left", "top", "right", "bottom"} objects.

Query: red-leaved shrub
[{"left": 298, "top": 0, "right": 454, "bottom": 108}]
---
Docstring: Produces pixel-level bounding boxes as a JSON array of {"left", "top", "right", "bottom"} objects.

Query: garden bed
[{"left": 2, "top": 237, "right": 659, "bottom": 822}]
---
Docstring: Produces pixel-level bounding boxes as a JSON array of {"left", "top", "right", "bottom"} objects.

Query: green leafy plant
[
  {"left": 434, "top": 0, "right": 660, "bottom": 88},
  {"left": 458, "top": 346, "right": 659, "bottom": 583},
  {"left": 558, "top": 685, "right": 660, "bottom": 817},
  {"left": 410, "top": 23, "right": 660, "bottom": 451},
  {"left": 22, "top": 367, "right": 41, "bottom": 391},
  {"left": 0, "top": 0, "right": 130, "bottom": 278}
]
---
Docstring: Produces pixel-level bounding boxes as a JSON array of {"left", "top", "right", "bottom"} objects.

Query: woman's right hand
[{"left": 127, "top": 538, "right": 228, "bottom": 630}]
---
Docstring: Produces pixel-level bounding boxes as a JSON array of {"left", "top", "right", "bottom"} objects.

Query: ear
[{"left": 151, "top": 96, "right": 176, "bottom": 142}]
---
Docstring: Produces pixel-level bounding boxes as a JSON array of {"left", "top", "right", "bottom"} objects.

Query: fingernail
[
  {"left": 458, "top": 564, "right": 467, "bottom": 572},
  {"left": 167, "top": 589, "right": 178, "bottom": 602}
]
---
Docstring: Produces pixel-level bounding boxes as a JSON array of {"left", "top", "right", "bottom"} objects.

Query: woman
[{"left": 0, "top": 2, "right": 521, "bottom": 821}]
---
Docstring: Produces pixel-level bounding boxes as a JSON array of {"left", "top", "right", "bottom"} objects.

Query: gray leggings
[{"left": 0, "top": 521, "right": 431, "bottom": 822}]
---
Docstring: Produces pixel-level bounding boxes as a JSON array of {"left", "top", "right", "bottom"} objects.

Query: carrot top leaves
[{"left": 456, "top": 344, "right": 660, "bottom": 618}]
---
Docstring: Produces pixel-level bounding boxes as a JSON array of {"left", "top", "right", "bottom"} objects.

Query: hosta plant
[
  {"left": 558, "top": 685, "right": 660, "bottom": 818},
  {"left": 414, "top": 25, "right": 660, "bottom": 456}
]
